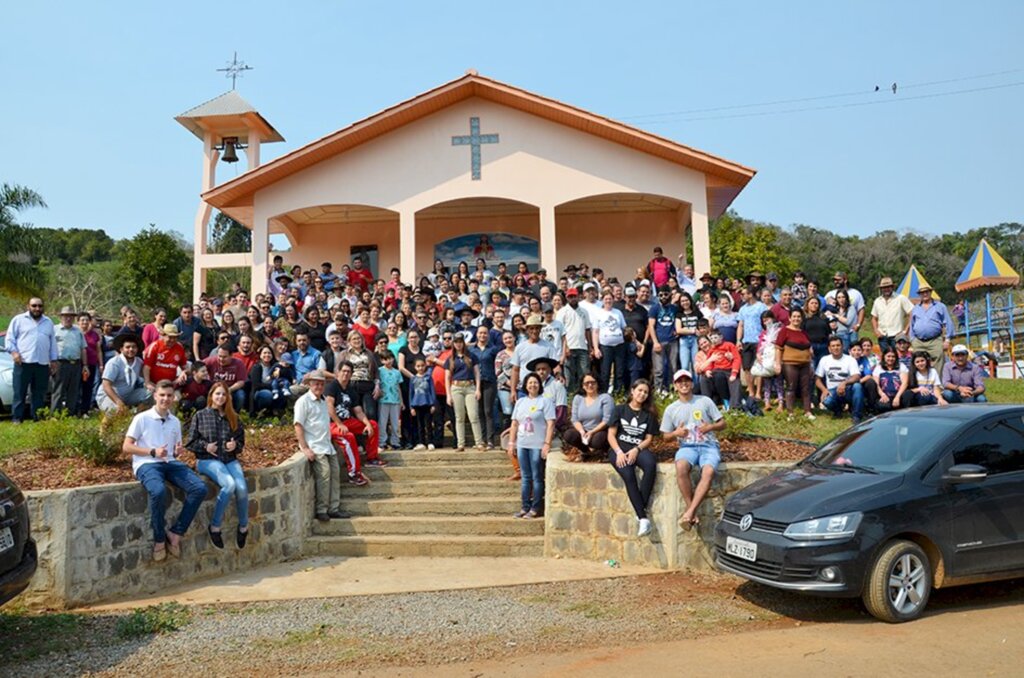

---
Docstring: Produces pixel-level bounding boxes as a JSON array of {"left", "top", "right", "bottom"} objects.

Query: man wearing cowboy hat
[
  {"left": 509, "top": 315, "right": 556, "bottom": 403},
  {"left": 50, "top": 305, "right": 89, "bottom": 414},
  {"left": 870, "top": 276, "right": 913, "bottom": 354},
  {"left": 527, "top": 356, "right": 568, "bottom": 430},
  {"left": 909, "top": 283, "right": 954, "bottom": 374},
  {"left": 143, "top": 323, "right": 189, "bottom": 391},
  {"left": 98, "top": 334, "right": 154, "bottom": 414}
]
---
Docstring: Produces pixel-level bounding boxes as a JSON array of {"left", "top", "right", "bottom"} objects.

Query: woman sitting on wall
[
  {"left": 186, "top": 381, "right": 250, "bottom": 550},
  {"left": 607, "top": 378, "right": 659, "bottom": 538}
]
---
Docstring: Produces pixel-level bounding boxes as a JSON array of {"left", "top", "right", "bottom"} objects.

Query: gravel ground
[
  {"left": 10, "top": 569, "right": 1021, "bottom": 676},
  {"left": 7, "top": 571, "right": 812, "bottom": 677}
]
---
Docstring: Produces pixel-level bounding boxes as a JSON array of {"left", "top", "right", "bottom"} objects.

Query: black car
[
  {"left": 0, "top": 469, "right": 37, "bottom": 606},
  {"left": 715, "top": 404, "right": 1024, "bottom": 622}
]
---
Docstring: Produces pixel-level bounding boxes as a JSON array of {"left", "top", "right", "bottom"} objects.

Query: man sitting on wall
[{"left": 122, "top": 380, "right": 207, "bottom": 562}]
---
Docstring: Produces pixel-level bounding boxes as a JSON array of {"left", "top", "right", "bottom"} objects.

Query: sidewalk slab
[{"left": 86, "top": 556, "right": 657, "bottom": 611}]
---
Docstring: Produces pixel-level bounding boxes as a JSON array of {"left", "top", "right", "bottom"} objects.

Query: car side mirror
[{"left": 943, "top": 464, "right": 988, "bottom": 484}]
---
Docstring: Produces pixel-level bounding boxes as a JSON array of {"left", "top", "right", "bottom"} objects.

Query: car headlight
[{"left": 783, "top": 512, "right": 863, "bottom": 541}]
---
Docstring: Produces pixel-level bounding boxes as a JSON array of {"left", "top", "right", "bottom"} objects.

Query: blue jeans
[
  {"left": 941, "top": 390, "right": 987, "bottom": 404},
  {"left": 822, "top": 383, "right": 864, "bottom": 420},
  {"left": 678, "top": 335, "right": 698, "bottom": 372},
  {"left": 563, "top": 348, "right": 591, "bottom": 397},
  {"left": 231, "top": 388, "right": 247, "bottom": 413},
  {"left": 517, "top": 447, "right": 545, "bottom": 513},
  {"left": 135, "top": 461, "right": 207, "bottom": 543},
  {"left": 252, "top": 389, "right": 286, "bottom": 414},
  {"left": 197, "top": 459, "right": 249, "bottom": 529}
]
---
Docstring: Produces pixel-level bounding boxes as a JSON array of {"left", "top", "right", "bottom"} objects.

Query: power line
[
  {"left": 635, "top": 79, "right": 1024, "bottom": 125},
  {"left": 620, "top": 67, "right": 1024, "bottom": 122}
]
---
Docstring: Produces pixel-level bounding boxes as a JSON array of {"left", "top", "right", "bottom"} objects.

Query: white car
[{"left": 0, "top": 334, "right": 13, "bottom": 415}]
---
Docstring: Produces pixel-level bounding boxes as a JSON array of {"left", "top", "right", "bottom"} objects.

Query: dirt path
[{"left": 342, "top": 582, "right": 1024, "bottom": 678}]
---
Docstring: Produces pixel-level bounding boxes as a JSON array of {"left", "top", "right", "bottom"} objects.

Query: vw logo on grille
[{"left": 739, "top": 514, "right": 754, "bottom": 531}]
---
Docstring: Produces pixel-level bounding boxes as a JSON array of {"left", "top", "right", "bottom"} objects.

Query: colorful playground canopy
[
  {"left": 897, "top": 264, "right": 940, "bottom": 300},
  {"left": 955, "top": 238, "right": 1020, "bottom": 292}
]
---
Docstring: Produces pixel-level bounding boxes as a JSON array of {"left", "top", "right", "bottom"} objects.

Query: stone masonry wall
[
  {"left": 544, "top": 452, "right": 789, "bottom": 570},
  {"left": 21, "top": 452, "right": 314, "bottom": 609}
]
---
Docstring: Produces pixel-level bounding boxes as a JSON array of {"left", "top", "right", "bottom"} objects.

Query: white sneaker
[
  {"left": 413, "top": 444, "right": 426, "bottom": 450},
  {"left": 804, "top": 412, "right": 817, "bottom": 421},
  {"left": 638, "top": 518, "right": 652, "bottom": 537},
  {"left": 427, "top": 444, "right": 436, "bottom": 450}
]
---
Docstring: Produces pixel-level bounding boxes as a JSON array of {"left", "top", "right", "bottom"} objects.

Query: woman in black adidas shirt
[{"left": 608, "top": 378, "right": 659, "bottom": 538}]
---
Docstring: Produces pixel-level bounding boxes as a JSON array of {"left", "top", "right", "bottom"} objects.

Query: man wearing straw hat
[
  {"left": 51, "top": 305, "right": 89, "bottom": 414},
  {"left": 909, "top": 284, "right": 954, "bottom": 375},
  {"left": 870, "top": 276, "right": 913, "bottom": 355}
]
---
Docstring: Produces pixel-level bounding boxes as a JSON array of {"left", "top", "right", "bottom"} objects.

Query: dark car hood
[{"left": 727, "top": 464, "right": 905, "bottom": 523}]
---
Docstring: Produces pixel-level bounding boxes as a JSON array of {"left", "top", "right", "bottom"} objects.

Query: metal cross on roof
[
  {"left": 451, "top": 117, "right": 499, "bottom": 180},
  {"left": 217, "top": 51, "right": 253, "bottom": 90}
]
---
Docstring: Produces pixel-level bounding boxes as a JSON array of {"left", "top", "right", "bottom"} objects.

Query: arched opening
[
  {"left": 272, "top": 203, "right": 400, "bottom": 278},
  {"left": 555, "top": 192, "right": 689, "bottom": 281},
  {"left": 414, "top": 197, "right": 540, "bottom": 278}
]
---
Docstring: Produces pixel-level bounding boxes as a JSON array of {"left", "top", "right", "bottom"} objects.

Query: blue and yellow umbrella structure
[
  {"left": 897, "top": 265, "right": 940, "bottom": 301},
  {"left": 955, "top": 238, "right": 1020, "bottom": 292},
  {"left": 955, "top": 239, "right": 1021, "bottom": 375}
]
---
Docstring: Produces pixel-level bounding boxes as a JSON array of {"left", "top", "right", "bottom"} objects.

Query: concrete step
[
  {"left": 376, "top": 449, "right": 508, "bottom": 465},
  {"left": 337, "top": 495, "right": 523, "bottom": 516},
  {"left": 362, "top": 463, "right": 514, "bottom": 481},
  {"left": 311, "top": 515, "right": 546, "bottom": 537},
  {"left": 304, "top": 534, "right": 545, "bottom": 558},
  {"left": 349, "top": 479, "right": 518, "bottom": 498}
]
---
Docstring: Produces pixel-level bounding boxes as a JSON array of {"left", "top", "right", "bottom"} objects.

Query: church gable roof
[{"left": 201, "top": 72, "right": 755, "bottom": 213}]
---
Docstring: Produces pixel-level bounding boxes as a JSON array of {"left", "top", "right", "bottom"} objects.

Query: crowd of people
[{"left": 2, "top": 245, "right": 988, "bottom": 556}]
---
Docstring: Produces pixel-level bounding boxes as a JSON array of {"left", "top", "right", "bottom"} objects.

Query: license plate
[
  {"left": 0, "top": 527, "right": 13, "bottom": 553},
  {"left": 726, "top": 536, "right": 757, "bottom": 562}
]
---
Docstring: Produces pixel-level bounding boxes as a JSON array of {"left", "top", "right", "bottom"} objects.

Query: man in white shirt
[
  {"left": 815, "top": 336, "right": 865, "bottom": 423},
  {"left": 294, "top": 369, "right": 350, "bottom": 521},
  {"left": 557, "top": 287, "right": 592, "bottom": 395},
  {"left": 870, "top": 276, "right": 913, "bottom": 355},
  {"left": 122, "top": 381, "right": 207, "bottom": 562}
]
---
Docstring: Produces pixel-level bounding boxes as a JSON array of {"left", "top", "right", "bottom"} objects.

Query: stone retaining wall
[
  {"left": 544, "top": 452, "right": 790, "bottom": 570},
  {"left": 21, "top": 453, "right": 314, "bottom": 609}
]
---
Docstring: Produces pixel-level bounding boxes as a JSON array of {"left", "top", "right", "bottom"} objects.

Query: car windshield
[{"left": 805, "top": 416, "right": 962, "bottom": 474}]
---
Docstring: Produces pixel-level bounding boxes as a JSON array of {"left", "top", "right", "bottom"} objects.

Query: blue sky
[{"left": 3, "top": 1, "right": 1022, "bottom": 242}]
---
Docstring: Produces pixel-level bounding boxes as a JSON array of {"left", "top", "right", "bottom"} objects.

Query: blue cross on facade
[{"left": 451, "top": 117, "right": 499, "bottom": 180}]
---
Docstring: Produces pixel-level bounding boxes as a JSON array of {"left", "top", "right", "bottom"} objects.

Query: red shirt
[
  {"left": 354, "top": 321, "right": 379, "bottom": 348},
  {"left": 432, "top": 349, "right": 452, "bottom": 395},
  {"left": 347, "top": 267, "right": 374, "bottom": 292},
  {"left": 706, "top": 341, "right": 742, "bottom": 376},
  {"left": 202, "top": 356, "right": 248, "bottom": 387},
  {"left": 143, "top": 340, "right": 188, "bottom": 383},
  {"left": 234, "top": 350, "right": 259, "bottom": 374}
]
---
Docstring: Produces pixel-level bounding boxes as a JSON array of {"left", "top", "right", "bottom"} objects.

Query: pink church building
[{"left": 177, "top": 72, "right": 755, "bottom": 298}]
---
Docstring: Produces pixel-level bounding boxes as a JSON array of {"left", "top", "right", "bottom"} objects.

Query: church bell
[{"left": 220, "top": 137, "right": 240, "bottom": 163}]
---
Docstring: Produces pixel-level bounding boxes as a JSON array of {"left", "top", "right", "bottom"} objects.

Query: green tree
[
  {"left": 209, "top": 211, "right": 251, "bottom": 254},
  {"left": 118, "top": 226, "right": 191, "bottom": 311},
  {"left": 0, "top": 183, "right": 47, "bottom": 296}
]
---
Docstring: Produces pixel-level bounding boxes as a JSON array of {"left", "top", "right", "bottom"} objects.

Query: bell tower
[{"left": 175, "top": 89, "right": 284, "bottom": 300}]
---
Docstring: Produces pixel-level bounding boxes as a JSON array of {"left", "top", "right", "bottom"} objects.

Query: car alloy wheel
[{"left": 863, "top": 539, "right": 932, "bottom": 623}]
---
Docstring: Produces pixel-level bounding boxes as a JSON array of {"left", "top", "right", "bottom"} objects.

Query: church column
[
  {"left": 246, "top": 135, "right": 261, "bottom": 170},
  {"left": 539, "top": 204, "right": 557, "bottom": 275},
  {"left": 691, "top": 189, "right": 711, "bottom": 278},
  {"left": 250, "top": 208, "right": 270, "bottom": 296},
  {"left": 192, "top": 132, "right": 219, "bottom": 300},
  {"left": 399, "top": 209, "right": 416, "bottom": 283}
]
